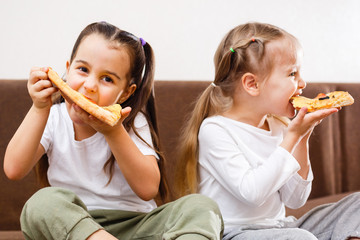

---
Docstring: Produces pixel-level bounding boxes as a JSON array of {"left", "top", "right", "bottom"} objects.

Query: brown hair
[
  {"left": 173, "top": 22, "right": 301, "bottom": 198},
  {"left": 36, "top": 22, "right": 169, "bottom": 203}
]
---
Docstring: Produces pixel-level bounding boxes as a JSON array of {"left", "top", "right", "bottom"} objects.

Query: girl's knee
[
  {"left": 338, "top": 192, "right": 360, "bottom": 208},
  {"left": 180, "top": 194, "right": 219, "bottom": 209},
  {"left": 176, "top": 194, "right": 222, "bottom": 220},
  {"left": 166, "top": 194, "right": 223, "bottom": 238},
  {"left": 349, "top": 192, "right": 360, "bottom": 201},
  {"left": 21, "top": 187, "right": 82, "bottom": 221},
  {"left": 22, "top": 187, "right": 55, "bottom": 213},
  {"left": 267, "top": 228, "right": 317, "bottom": 240},
  {"left": 290, "top": 228, "right": 317, "bottom": 240},
  {"left": 21, "top": 187, "right": 56, "bottom": 227}
]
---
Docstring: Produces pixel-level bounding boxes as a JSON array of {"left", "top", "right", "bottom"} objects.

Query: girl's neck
[
  {"left": 73, "top": 122, "right": 97, "bottom": 141},
  {"left": 222, "top": 105, "right": 269, "bottom": 131}
]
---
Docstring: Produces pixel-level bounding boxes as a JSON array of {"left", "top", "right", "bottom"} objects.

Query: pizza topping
[{"left": 290, "top": 91, "right": 354, "bottom": 112}]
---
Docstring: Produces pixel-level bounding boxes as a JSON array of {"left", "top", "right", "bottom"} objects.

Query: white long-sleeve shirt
[{"left": 198, "top": 115, "right": 313, "bottom": 233}]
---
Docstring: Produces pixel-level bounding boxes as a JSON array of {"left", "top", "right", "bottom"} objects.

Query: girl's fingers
[
  {"left": 289, "top": 107, "right": 338, "bottom": 134},
  {"left": 308, "top": 108, "right": 338, "bottom": 122},
  {"left": 29, "top": 67, "right": 50, "bottom": 85},
  {"left": 30, "top": 66, "right": 49, "bottom": 73},
  {"left": 33, "top": 78, "right": 53, "bottom": 91},
  {"left": 121, "top": 107, "right": 132, "bottom": 120},
  {"left": 297, "top": 107, "right": 308, "bottom": 119},
  {"left": 73, "top": 104, "right": 87, "bottom": 116},
  {"left": 33, "top": 87, "right": 57, "bottom": 102},
  {"left": 291, "top": 107, "right": 307, "bottom": 125},
  {"left": 73, "top": 104, "right": 95, "bottom": 124},
  {"left": 73, "top": 104, "right": 114, "bottom": 132}
]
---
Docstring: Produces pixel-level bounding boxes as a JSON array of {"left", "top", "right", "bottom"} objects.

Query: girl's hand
[
  {"left": 289, "top": 107, "right": 338, "bottom": 138},
  {"left": 73, "top": 104, "right": 132, "bottom": 134},
  {"left": 28, "top": 67, "right": 58, "bottom": 110},
  {"left": 281, "top": 107, "right": 338, "bottom": 154}
]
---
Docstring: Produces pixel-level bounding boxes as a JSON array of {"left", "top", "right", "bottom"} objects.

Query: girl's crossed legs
[
  {"left": 224, "top": 192, "right": 360, "bottom": 240},
  {"left": 21, "top": 187, "right": 223, "bottom": 240}
]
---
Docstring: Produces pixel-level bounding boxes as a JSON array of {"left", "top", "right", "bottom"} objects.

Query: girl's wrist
[
  {"left": 31, "top": 104, "right": 51, "bottom": 115},
  {"left": 103, "top": 122, "right": 127, "bottom": 140},
  {"left": 280, "top": 132, "right": 301, "bottom": 154}
]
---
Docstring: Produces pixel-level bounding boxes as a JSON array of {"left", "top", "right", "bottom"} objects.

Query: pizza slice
[
  {"left": 48, "top": 68, "right": 122, "bottom": 126},
  {"left": 291, "top": 91, "right": 354, "bottom": 112}
]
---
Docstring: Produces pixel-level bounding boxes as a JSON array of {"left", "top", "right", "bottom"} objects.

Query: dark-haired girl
[{"left": 4, "top": 21, "right": 223, "bottom": 240}]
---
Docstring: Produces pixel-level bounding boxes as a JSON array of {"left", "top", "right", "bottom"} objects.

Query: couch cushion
[{"left": 0, "top": 231, "right": 24, "bottom": 240}]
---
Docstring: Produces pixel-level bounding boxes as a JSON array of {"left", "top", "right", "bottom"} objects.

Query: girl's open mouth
[{"left": 83, "top": 95, "right": 96, "bottom": 104}]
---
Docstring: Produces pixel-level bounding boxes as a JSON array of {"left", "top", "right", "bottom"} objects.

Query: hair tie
[
  {"left": 230, "top": 48, "right": 235, "bottom": 53},
  {"left": 139, "top": 38, "right": 146, "bottom": 46},
  {"left": 251, "top": 38, "right": 256, "bottom": 42},
  {"left": 211, "top": 82, "right": 217, "bottom": 87}
]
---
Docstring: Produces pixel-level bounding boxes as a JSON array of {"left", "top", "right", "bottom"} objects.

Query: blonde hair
[{"left": 174, "top": 22, "right": 300, "bottom": 198}]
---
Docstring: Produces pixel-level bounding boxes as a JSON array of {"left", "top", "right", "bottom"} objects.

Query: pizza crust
[
  {"left": 48, "top": 68, "right": 122, "bottom": 126},
  {"left": 291, "top": 91, "right": 354, "bottom": 112}
]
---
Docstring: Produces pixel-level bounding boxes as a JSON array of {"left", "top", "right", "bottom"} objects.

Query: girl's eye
[
  {"left": 289, "top": 72, "right": 296, "bottom": 77},
  {"left": 102, "top": 76, "right": 114, "bottom": 83},
  {"left": 79, "top": 67, "right": 88, "bottom": 73}
]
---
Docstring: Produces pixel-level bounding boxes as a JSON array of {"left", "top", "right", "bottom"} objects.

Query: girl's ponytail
[
  {"left": 141, "top": 42, "right": 156, "bottom": 132},
  {"left": 140, "top": 42, "right": 170, "bottom": 204},
  {"left": 121, "top": 40, "right": 154, "bottom": 130},
  {"left": 174, "top": 85, "right": 222, "bottom": 197},
  {"left": 121, "top": 40, "right": 170, "bottom": 204}
]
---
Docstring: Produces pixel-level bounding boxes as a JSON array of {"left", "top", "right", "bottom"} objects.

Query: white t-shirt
[
  {"left": 41, "top": 103, "right": 158, "bottom": 212},
  {"left": 198, "top": 115, "right": 313, "bottom": 233}
]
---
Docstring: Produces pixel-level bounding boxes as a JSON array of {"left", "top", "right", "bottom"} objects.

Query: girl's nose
[
  {"left": 83, "top": 77, "right": 98, "bottom": 93},
  {"left": 298, "top": 77, "right": 306, "bottom": 90}
]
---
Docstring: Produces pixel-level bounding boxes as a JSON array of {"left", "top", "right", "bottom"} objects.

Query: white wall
[{"left": 1, "top": 0, "right": 359, "bottom": 82}]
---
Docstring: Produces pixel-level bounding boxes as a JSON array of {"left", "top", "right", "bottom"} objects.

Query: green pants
[{"left": 20, "top": 187, "right": 223, "bottom": 240}]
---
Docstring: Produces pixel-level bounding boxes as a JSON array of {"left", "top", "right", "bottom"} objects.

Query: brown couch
[{"left": 1, "top": 80, "right": 359, "bottom": 239}]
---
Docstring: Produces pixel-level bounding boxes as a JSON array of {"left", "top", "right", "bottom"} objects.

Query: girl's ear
[
  {"left": 66, "top": 61, "right": 70, "bottom": 75},
  {"left": 119, "top": 83, "right": 137, "bottom": 103},
  {"left": 242, "top": 73, "right": 260, "bottom": 96}
]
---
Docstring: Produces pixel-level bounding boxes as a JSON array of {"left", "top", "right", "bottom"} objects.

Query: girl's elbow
[
  {"left": 138, "top": 185, "right": 159, "bottom": 201},
  {"left": 239, "top": 188, "right": 267, "bottom": 207},
  {"left": 242, "top": 195, "right": 266, "bottom": 207},
  {"left": 139, "top": 194, "right": 156, "bottom": 202},
  {"left": 3, "top": 164, "right": 25, "bottom": 181}
]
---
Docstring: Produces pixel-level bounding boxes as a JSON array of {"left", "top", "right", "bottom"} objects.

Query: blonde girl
[
  {"left": 175, "top": 22, "right": 360, "bottom": 240},
  {"left": 4, "top": 22, "right": 223, "bottom": 240}
]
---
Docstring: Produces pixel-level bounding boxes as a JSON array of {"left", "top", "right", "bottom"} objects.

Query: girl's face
[
  {"left": 260, "top": 38, "right": 306, "bottom": 118},
  {"left": 65, "top": 33, "right": 134, "bottom": 125}
]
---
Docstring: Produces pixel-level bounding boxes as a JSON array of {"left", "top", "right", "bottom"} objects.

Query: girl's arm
[
  {"left": 280, "top": 107, "right": 338, "bottom": 179},
  {"left": 105, "top": 123, "right": 160, "bottom": 201},
  {"left": 199, "top": 121, "right": 300, "bottom": 207},
  {"left": 292, "top": 132, "right": 311, "bottom": 179},
  {"left": 4, "top": 67, "right": 57, "bottom": 180},
  {"left": 73, "top": 106, "right": 160, "bottom": 201},
  {"left": 278, "top": 133, "right": 313, "bottom": 208}
]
